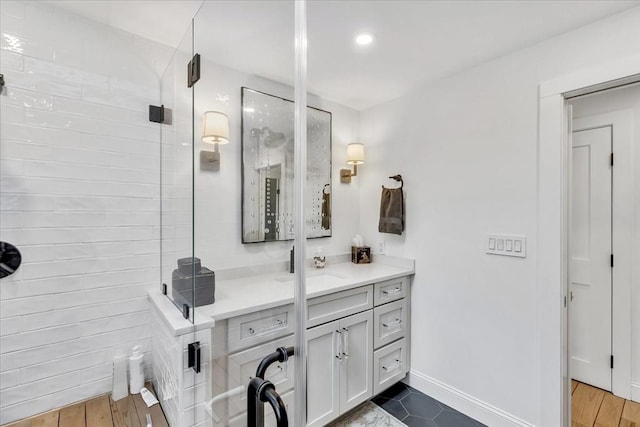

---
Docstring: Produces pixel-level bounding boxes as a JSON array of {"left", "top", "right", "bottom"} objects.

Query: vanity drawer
[
  {"left": 374, "top": 276, "right": 408, "bottom": 305},
  {"left": 227, "top": 335, "right": 295, "bottom": 417},
  {"left": 373, "top": 338, "right": 408, "bottom": 395},
  {"left": 373, "top": 299, "right": 406, "bottom": 349},
  {"left": 229, "top": 388, "right": 294, "bottom": 427},
  {"left": 228, "top": 305, "right": 294, "bottom": 353},
  {"left": 307, "top": 285, "right": 373, "bottom": 328}
]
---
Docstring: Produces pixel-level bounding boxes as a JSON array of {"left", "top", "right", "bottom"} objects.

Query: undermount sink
[{"left": 274, "top": 270, "right": 345, "bottom": 283}]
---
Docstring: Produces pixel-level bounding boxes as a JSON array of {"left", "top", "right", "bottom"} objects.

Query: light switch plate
[{"left": 486, "top": 234, "right": 526, "bottom": 258}]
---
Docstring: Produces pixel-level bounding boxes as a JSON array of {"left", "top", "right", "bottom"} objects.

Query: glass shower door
[
  {"left": 160, "top": 21, "right": 196, "bottom": 320},
  {"left": 158, "top": 18, "right": 201, "bottom": 427},
  {"left": 191, "top": 1, "right": 307, "bottom": 426}
]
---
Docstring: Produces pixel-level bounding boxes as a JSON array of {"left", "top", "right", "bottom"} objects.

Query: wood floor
[
  {"left": 4, "top": 383, "right": 168, "bottom": 427},
  {"left": 572, "top": 380, "right": 640, "bottom": 427}
]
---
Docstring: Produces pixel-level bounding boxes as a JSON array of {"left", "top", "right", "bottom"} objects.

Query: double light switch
[{"left": 487, "top": 234, "right": 526, "bottom": 258}]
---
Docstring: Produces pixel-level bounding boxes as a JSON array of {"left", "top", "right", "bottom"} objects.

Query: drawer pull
[
  {"left": 382, "top": 287, "right": 402, "bottom": 295},
  {"left": 382, "top": 319, "right": 402, "bottom": 328},
  {"left": 247, "top": 318, "right": 286, "bottom": 336},
  {"left": 336, "top": 330, "right": 343, "bottom": 361},
  {"left": 382, "top": 359, "right": 401, "bottom": 372}
]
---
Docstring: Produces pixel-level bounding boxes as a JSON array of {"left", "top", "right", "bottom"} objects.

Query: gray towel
[
  {"left": 378, "top": 186, "right": 404, "bottom": 235},
  {"left": 321, "top": 191, "right": 331, "bottom": 230}
]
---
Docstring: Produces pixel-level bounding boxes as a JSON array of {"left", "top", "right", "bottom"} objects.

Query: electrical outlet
[{"left": 376, "top": 240, "right": 385, "bottom": 254}]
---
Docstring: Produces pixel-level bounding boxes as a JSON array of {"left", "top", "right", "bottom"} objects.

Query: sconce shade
[
  {"left": 202, "top": 111, "right": 230, "bottom": 145},
  {"left": 346, "top": 143, "right": 365, "bottom": 165}
]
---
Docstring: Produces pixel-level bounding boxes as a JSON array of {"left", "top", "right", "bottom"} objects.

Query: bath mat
[{"left": 326, "top": 401, "right": 406, "bottom": 426}]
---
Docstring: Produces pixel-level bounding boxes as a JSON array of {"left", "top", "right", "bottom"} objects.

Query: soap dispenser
[{"left": 129, "top": 346, "right": 144, "bottom": 394}]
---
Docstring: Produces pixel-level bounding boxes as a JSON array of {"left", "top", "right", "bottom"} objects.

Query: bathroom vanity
[{"left": 149, "top": 256, "right": 414, "bottom": 427}]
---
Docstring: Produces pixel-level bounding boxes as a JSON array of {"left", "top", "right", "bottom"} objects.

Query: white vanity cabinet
[
  {"left": 306, "top": 309, "right": 373, "bottom": 427},
  {"left": 305, "top": 276, "right": 410, "bottom": 427},
  {"left": 212, "top": 273, "right": 411, "bottom": 427}
]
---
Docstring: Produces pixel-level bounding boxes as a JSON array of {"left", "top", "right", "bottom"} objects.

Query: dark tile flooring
[{"left": 372, "top": 383, "right": 487, "bottom": 427}]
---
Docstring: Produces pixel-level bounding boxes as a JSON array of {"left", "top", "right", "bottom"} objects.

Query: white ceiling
[{"left": 47, "top": 0, "right": 640, "bottom": 110}]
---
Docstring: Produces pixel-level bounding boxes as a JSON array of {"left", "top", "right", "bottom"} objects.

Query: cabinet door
[
  {"left": 306, "top": 320, "right": 340, "bottom": 427},
  {"left": 340, "top": 310, "right": 373, "bottom": 413}
]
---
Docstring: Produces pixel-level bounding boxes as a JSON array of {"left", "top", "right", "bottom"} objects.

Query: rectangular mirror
[{"left": 241, "top": 87, "right": 332, "bottom": 243}]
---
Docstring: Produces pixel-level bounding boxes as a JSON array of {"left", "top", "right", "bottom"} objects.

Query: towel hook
[
  {"left": 388, "top": 174, "right": 403, "bottom": 190},
  {"left": 323, "top": 183, "right": 330, "bottom": 194}
]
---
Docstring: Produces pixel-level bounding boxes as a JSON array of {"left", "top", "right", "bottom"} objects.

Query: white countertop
[
  {"left": 148, "top": 289, "right": 215, "bottom": 336},
  {"left": 197, "top": 258, "right": 415, "bottom": 321}
]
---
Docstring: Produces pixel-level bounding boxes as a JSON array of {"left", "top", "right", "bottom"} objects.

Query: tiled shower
[{"left": 0, "top": 2, "right": 172, "bottom": 422}]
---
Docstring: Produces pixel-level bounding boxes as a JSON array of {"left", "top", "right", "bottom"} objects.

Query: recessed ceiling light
[{"left": 355, "top": 33, "right": 374, "bottom": 45}]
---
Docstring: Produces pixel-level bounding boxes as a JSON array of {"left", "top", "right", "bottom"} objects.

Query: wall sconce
[
  {"left": 201, "top": 111, "right": 230, "bottom": 170},
  {"left": 340, "top": 143, "right": 365, "bottom": 183}
]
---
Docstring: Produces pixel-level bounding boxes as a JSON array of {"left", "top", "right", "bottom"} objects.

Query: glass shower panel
[
  {"left": 160, "top": 22, "right": 197, "bottom": 320},
  {"left": 159, "top": 19, "right": 201, "bottom": 427},
  {"left": 191, "top": 1, "right": 304, "bottom": 426}
]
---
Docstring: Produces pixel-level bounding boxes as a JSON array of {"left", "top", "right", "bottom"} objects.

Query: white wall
[
  {"left": 190, "top": 59, "right": 361, "bottom": 272},
  {"left": 0, "top": 2, "right": 172, "bottom": 423},
  {"left": 358, "top": 7, "right": 640, "bottom": 426},
  {"left": 570, "top": 84, "right": 640, "bottom": 401}
]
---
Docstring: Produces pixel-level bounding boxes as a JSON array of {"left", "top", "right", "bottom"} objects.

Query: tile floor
[{"left": 372, "top": 383, "right": 487, "bottom": 427}]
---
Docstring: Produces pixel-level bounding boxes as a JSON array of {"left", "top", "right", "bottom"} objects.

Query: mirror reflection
[{"left": 241, "top": 88, "right": 332, "bottom": 243}]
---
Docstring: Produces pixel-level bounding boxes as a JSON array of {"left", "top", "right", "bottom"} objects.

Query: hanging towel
[
  {"left": 378, "top": 186, "right": 404, "bottom": 235},
  {"left": 321, "top": 189, "right": 331, "bottom": 230}
]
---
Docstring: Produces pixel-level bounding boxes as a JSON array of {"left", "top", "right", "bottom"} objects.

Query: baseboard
[
  {"left": 632, "top": 382, "right": 640, "bottom": 403},
  {"left": 405, "top": 370, "right": 535, "bottom": 427}
]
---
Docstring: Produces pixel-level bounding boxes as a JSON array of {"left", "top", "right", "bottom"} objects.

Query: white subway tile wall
[{"left": 0, "top": 2, "right": 173, "bottom": 423}]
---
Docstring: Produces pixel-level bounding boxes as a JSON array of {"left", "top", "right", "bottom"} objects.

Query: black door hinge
[
  {"left": 611, "top": 254, "right": 614, "bottom": 268},
  {"left": 0, "top": 73, "right": 5, "bottom": 90},
  {"left": 188, "top": 341, "right": 201, "bottom": 373},
  {"left": 187, "top": 53, "right": 201, "bottom": 88},
  {"left": 610, "top": 153, "right": 614, "bottom": 166},
  {"left": 610, "top": 355, "right": 614, "bottom": 369},
  {"left": 182, "top": 303, "right": 190, "bottom": 320},
  {"left": 162, "top": 283, "right": 167, "bottom": 295},
  {"left": 149, "top": 104, "right": 165, "bottom": 123}
]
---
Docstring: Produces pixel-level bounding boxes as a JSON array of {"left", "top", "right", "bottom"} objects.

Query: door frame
[
  {"left": 537, "top": 54, "right": 640, "bottom": 427},
  {"left": 570, "top": 110, "right": 633, "bottom": 396}
]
